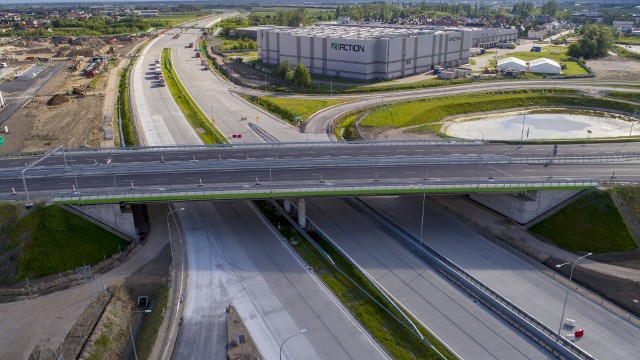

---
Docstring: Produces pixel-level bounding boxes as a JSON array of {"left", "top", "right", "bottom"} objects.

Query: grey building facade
[{"left": 258, "top": 24, "right": 474, "bottom": 80}]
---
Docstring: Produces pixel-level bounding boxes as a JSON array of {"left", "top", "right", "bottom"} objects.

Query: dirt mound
[{"left": 47, "top": 94, "right": 70, "bottom": 106}]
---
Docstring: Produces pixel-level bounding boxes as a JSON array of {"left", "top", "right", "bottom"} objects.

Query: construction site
[{"left": 0, "top": 35, "right": 144, "bottom": 153}]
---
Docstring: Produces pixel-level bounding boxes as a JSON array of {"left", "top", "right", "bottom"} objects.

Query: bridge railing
[{"left": 49, "top": 179, "right": 600, "bottom": 203}]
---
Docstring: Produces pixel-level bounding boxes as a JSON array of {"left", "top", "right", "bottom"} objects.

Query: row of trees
[{"left": 275, "top": 60, "right": 311, "bottom": 88}]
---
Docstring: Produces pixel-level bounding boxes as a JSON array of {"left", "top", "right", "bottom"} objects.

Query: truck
[{"left": 497, "top": 42, "right": 516, "bottom": 49}]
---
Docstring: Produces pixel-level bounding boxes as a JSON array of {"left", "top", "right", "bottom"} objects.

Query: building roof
[
  {"left": 263, "top": 24, "right": 453, "bottom": 40},
  {"left": 529, "top": 57, "right": 560, "bottom": 67},
  {"left": 497, "top": 57, "right": 527, "bottom": 68}
]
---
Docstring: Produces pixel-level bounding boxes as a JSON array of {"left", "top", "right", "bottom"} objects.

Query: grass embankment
[
  {"left": 254, "top": 200, "right": 455, "bottom": 360},
  {"left": 495, "top": 45, "right": 588, "bottom": 76},
  {"left": 608, "top": 91, "right": 640, "bottom": 103},
  {"left": 161, "top": 48, "right": 227, "bottom": 144},
  {"left": 245, "top": 96, "right": 351, "bottom": 124},
  {"left": 4, "top": 204, "right": 128, "bottom": 279},
  {"left": 612, "top": 188, "right": 640, "bottom": 220},
  {"left": 135, "top": 283, "right": 169, "bottom": 359},
  {"left": 529, "top": 190, "right": 638, "bottom": 253},
  {"left": 117, "top": 62, "right": 137, "bottom": 146},
  {"left": 336, "top": 89, "right": 635, "bottom": 138},
  {"left": 615, "top": 47, "right": 640, "bottom": 61}
]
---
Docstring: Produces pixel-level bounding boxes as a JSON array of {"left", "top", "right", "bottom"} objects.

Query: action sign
[{"left": 0, "top": 136, "right": 4, "bottom": 146}]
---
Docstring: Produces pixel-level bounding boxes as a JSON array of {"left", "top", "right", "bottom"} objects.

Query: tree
[
  {"left": 567, "top": 24, "right": 616, "bottom": 59},
  {"left": 293, "top": 62, "right": 311, "bottom": 88},
  {"left": 540, "top": 0, "right": 558, "bottom": 18},
  {"left": 276, "top": 59, "right": 291, "bottom": 80}
]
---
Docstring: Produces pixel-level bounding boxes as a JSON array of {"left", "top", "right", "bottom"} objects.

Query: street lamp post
[
  {"left": 130, "top": 309, "right": 151, "bottom": 360},
  {"left": 555, "top": 253, "right": 592, "bottom": 338},
  {"left": 280, "top": 328, "right": 307, "bottom": 360}
]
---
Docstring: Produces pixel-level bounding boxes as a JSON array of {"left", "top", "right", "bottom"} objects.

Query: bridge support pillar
[
  {"left": 469, "top": 189, "right": 584, "bottom": 224},
  {"left": 284, "top": 199, "right": 292, "bottom": 214},
  {"left": 297, "top": 199, "right": 306, "bottom": 228}
]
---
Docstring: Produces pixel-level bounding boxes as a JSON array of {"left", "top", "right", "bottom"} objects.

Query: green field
[
  {"left": 496, "top": 45, "right": 588, "bottom": 75},
  {"left": 247, "top": 96, "right": 351, "bottom": 123},
  {"left": 615, "top": 46, "right": 640, "bottom": 61},
  {"left": 354, "top": 89, "right": 634, "bottom": 131},
  {"left": 249, "top": 6, "right": 335, "bottom": 17},
  {"left": 608, "top": 91, "right": 640, "bottom": 103},
  {"left": 135, "top": 283, "right": 169, "bottom": 359},
  {"left": 530, "top": 191, "right": 638, "bottom": 253},
  {"left": 5, "top": 204, "right": 128, "bottom": 279}
]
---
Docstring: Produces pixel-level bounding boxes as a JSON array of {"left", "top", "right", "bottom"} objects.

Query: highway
[
  {"left": 130, "top": 31, "right": 202, "bottom": 146},
  {"left": 128, "top": 14, "right": 392, "bottom": 360},
  {"left": 3, "top": 155, "right": 640, "bottom": 202},
  {"left": 3, "top": 141, "right": 640, "bottom": 170},
  {"left": 305, "top": 197, "right": 551, "bottom": 359},
  {"left": 174, "top": 201, "right": 389, "bottom": 360},
  {"left": 360, "top": 195, "right": 640, "bottom": 359},
  {"left": 169, "top": 27, "right": 317, "bottom": 142}
]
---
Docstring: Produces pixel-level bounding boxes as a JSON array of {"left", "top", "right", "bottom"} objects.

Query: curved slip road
[
  {"left": 362, "top": 195, "right": 640, "bottom": 359},
  {"left": 305, "top": 197, "right": 551, "bottom": 359}
]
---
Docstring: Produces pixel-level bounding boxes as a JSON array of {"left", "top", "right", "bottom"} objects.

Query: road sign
[{"left": 0, "top": 136, "right": 4, "bottom": 146}]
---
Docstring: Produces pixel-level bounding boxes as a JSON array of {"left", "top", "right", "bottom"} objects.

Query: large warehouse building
[{"left": 258, "top": 24, "right": 473, "bottom": 80}]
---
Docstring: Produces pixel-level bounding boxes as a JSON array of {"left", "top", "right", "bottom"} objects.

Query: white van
[{"left": 0, "top": 63, "right": 7, "bottom": 68}]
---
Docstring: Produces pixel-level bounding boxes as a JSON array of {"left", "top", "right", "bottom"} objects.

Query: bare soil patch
[
  {"left": 586, "top": 55, "right": 640, "bottom": 81},
  {"left": 47, "top": 93, "right": 70, "bottom": 106}
]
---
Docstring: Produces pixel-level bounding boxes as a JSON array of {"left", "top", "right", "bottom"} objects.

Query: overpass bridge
[{"left": 1, "top": 141, "right": 638, "bottom": 208}]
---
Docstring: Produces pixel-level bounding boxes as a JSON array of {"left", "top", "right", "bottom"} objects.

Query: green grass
[
  {"left": 611, "top": 187, "right": 640, "bottom": 221},
  {"left": 117, "top": 63, "right": 137, "bottom": 146},
  {"left": 616, "top": 36, "right": 640, "bottom": 45},
  {"left": 162, "top": 48, "right": 227, "bottom": 144},
  {"left": 530, "top": 190, "right": 638, "bottom": 253},
  {"left": 254, "top": 200, "right": 455, "bottom": 359},
  {"left": 614, "top": 46, "right": 640, "bottom": 61},
  {"left": 247, "top": 96, "right": 351, "bottom": 123},
  {"left": 135, "top": 283, "right": 169, "bottom": 359},
  {"left": 496, "top": 45, "right": 588, "bottom": 75},
  {"left": 5, "top": 204, "right": 128, "bottom": 279},
  {"left": 355, "top": 89, "right": 635, "bottom": 131},
  {"left": 608, "top": 91, "right": 640, "bottom": 103}
]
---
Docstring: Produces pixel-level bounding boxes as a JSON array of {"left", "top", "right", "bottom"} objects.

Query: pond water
[{"left": 444, "top": 111, "right": 638, "bottom": 141}]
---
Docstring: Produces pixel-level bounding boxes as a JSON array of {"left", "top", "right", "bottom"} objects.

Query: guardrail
[
  {"left": 2, "top": 151, "right": 639, "bottom": 179},
  {"left": 46, "top": 179, "right": 600, "bottom": 204},
  {"left": 350, "top": 198, "right": 596, "bottom": 360}
]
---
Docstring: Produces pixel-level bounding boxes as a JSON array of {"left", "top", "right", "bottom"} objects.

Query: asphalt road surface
[
  {"left": 362, "top": 196, "right": 640, "bottom": 359},
  {"left": 131, "top": 15, "right": 391, "bottom": 360},
  {"left": 3, "top": 141, "right": 640, "bottom": 170},
  {"left": 2, "top": 157, "right": 640, "bottom": 201},
  {"left": 170, "top": 29, "right": 319, "bottom": 142},
  {"left": 0, "top": 61, "right": 67, "bottom": 127},
  {"left": 173, "top": 200, "right": 390, "bottom": 360},
  {"left": 131, "top": 33, "right": 202, "bottom": 145},
  {"left": 305, "top": 197, "right": 551, "bottom": 359}
]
